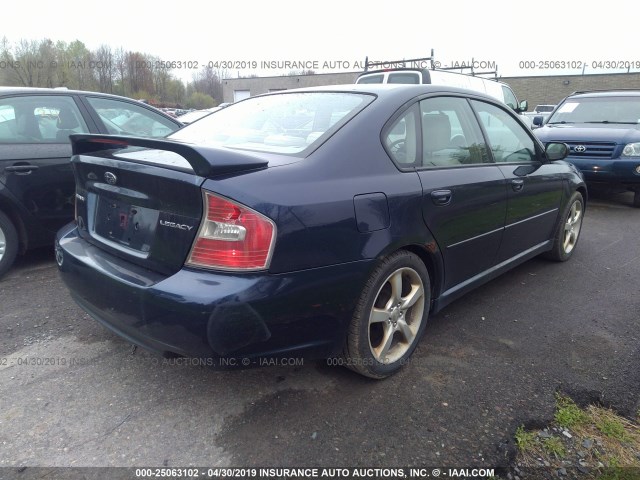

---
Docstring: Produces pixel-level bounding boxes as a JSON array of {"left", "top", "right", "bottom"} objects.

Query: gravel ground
[{"left": 0, "top": 190, "right": 638, "bottom": 478}]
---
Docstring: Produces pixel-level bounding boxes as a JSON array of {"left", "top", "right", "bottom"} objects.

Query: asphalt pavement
[{"left": 1, "top": 190, "right": 638, "bottom": 473}]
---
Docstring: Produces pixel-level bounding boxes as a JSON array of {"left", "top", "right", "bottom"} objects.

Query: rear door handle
[
  {"left": 511, "top": 179, "right": 524, "bottom": 192},
  {"left": 5, "top": 164, "right": 39, "bottom": 174},
  {"left": 431, "top": 189, "right": 452, "bottom": 206}
]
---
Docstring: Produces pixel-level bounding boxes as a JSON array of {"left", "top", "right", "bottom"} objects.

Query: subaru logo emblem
[
  {"left": 574, "top": 145, "right": 586, "bottom": 153},
  {"left": 104, "top": 172, "right": 117, "bottom": 185}
]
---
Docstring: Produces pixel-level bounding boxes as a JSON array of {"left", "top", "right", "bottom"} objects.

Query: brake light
[
  {"left": 186, "top": 192, "right": 276, "bottom": 270},
  {"left": 87, "top": 138, "right": 129, "bottom": 146}
]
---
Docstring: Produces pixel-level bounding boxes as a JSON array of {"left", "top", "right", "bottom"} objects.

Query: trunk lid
[{"left": 70, "top": 134, "right": 268, "bottom": 275}]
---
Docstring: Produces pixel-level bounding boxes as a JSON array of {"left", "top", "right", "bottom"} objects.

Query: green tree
[
  {"left": 53, "top": 39, "right": 96, "bottom": 89},
  {"left": 186, "top": 92, "right": 215, "bottom": 109},
  {"left": 0, "top": 36, "right": 190, "bottom": 104},
  {"left": 164, "top": 78, "right": 186, "bottom": 106}
]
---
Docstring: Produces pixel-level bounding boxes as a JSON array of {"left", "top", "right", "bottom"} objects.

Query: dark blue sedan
[{"left": 55, "top": 85, "right": 586, "bottom": 378}]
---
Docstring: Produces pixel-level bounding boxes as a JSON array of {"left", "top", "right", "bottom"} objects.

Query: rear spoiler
[{"left": 69, "top": 134, "right": 269, "bottom": 177}]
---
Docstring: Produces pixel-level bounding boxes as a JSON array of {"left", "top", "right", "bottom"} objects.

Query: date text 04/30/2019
[
  {"left": 518, "top": 60, "right": 640, "bottom": 70},
  {"left": 134, "top": 467, "right": 496, "bottom": 478}
]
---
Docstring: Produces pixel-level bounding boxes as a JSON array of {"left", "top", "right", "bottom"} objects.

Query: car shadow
[
  {"left": 7, "top": 246, "right": 56, "bottom": 275},
  {"left": 587, "top": 187, "right": 635, "bottom": 208}
]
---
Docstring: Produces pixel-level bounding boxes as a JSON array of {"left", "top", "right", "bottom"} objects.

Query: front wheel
[
  {"left": 343, "top": 250, "right": 430, "bottom": 378},
  {"left": 544, "top": 191, "right": 584, "bottom": 262},
  {"left": 0, "top": 211, "right": 19, "bottom": 279}
]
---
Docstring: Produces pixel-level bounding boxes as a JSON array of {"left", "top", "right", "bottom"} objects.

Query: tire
[
  {"left": 633, "top": 189, "right": 640, "bottom": 208},
  {"left": 544, "top": 191, "right": 584, "bottom": 262},
  {"left": 342, "top": 250, "right": 430, "bottom": 379},
  {"left": 0, "top": 211, "right": 19, "bottom": 279}
]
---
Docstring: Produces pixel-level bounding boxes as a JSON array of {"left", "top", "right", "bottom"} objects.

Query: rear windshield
[
  {"left": 535, "top": 105, "right": 555, "bottom": 113},
  {"left": 547, "top": 96, "right": 640, "bottom": 124},
  {"left": 356, "top": 72, "right": 422, "bottom": 84},
  {"left": 356, "top": 74, "right": 384, "bottom": 84},
  {"left": 169, "top": 92, "right": 373, "bottom": 155},
  {"left": 387, "top": 72, "right": 421, "bottom": 84}
]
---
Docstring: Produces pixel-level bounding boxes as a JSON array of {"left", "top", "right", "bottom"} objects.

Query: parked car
[
  {"left": 533, "top": 90, "right": 640, "bottom": 207},
  {"left": 55, "top": 85, "right": 586, "bottom": 378},
  {"left": 519, "top": 113, "right": 536, "bottom": 129},
  {"left": 534, "top": 104, "right": 556, "bottom": 113},
  {"left": 177, "top": 107, "right": 220, "bottom": 125},
  {"left": 0, "top": 87, "right": 183, "bottom": 278}
]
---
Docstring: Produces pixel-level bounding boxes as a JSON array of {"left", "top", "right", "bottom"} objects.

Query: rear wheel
[
  {"left": 0, "top": 211, "right": 19, "bottom": 279},
  {"left": 343, "top": 250, "right": 430, "bottom": 378},
  {"left": 633, "top": 189, "right": 640, "bottom": 208},
  {"left": 544, "top": 191, "right": 584, "bottom": 262}
]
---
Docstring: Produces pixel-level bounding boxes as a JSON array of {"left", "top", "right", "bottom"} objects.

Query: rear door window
[
  {"left": 85, "top": 97, "right": 178, "bottom": 138},
  {"left": 420, "top": 96, "right": 490, "bottom": 167},
  {"left": 0, "top": 95, "right": 88, "bottom": 143}
]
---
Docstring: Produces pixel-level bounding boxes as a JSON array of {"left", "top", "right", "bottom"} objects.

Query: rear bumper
[
  {"left": 567, "top": 156, "right": 640, "bottom": 188},
  {"left": 56, "top": 224, "right": 372, "bottom": 360}
]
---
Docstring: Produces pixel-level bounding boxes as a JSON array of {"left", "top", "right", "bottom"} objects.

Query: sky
[{"left": 3, "top": 0, "right": 639, "bottom": 83}]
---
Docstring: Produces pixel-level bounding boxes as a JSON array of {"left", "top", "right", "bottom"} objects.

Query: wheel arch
[
  {"left": 575, "top": 185, "right": 588, "bottom": 209},
  {"left": 396, "top": 243, "right": 444, "bottom": 312},
  {"left": 0, "top": 199, "right": 28, "bottom": 254}
]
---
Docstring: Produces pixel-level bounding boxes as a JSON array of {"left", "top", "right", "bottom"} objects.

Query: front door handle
[
  {"left": 5, "top": 164, "right": 39, "bottom": 174},
  {"left": 511, "top": 179, "right": 524, "bottom": 192},
  {"left": 431, "top": 189, "right": 452, "bottom": 206}
]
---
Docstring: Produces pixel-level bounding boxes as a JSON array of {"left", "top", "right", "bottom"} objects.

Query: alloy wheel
[
  {"left": 0, "top": 226, "right": 6, "bottom": 261},
  {"left": 368, "top": 267, "right": 425, "bottom": 364},
  {"left": 563, "top": 200, "right": 582, "bottom": 254}
]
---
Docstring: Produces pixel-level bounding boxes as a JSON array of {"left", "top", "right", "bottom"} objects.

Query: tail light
[{"left": 186, "top": 192, "right": 276, "bottom": 271}]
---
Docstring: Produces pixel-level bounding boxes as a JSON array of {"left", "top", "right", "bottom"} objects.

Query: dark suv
[
  {"left": 534, "top": 90, "right": 640, "bottom": 207},
  {"left": 0, "top": 87, "right": 183, "bottom": 277}
]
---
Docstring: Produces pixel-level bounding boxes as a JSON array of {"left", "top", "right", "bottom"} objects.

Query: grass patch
[
  {"left": 512, "top": 395, "right": 640, "bottom": 475},
  {"left": 586, "top": 406, "right": 636, "bottom": 446},
  {"left": 597, "top": 417, "right": 627, "bottom": 441},
  {"left": 541, "top": 436, "right": 566, "bottom": 458},
  {"left": 515, "top": 424, "right": 537, "bottom": 452},
  {"left": 554, "top": 394, "right": 589, "bottom": 428}
]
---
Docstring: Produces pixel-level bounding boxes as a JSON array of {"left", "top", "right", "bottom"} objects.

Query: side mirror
[
  {"left": 533, "top": 115, "right": 544, "bottom": 126},
  {"left": 518, "top": 100, "right": 528, "bottom": 113},
  {"left": 545, "top": 142, "right": 569, "bottom": 161}
]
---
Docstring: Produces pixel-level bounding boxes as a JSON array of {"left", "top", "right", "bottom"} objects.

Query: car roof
[
  {"left": 0, "top": 86, "right": 182, "bottom": 124},
  {"left": 0, "top": 86, "right": 149, "bottom": 102},
  {"left": 358, "top": 68, "right": 424, "bottom": 75},
  {"left": 568, "top": 89, "right": 640, "bottom": 98}
]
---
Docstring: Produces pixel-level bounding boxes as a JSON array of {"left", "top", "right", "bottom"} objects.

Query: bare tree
[
  {"left": 189, "top": 66, "right": 226, "bottom": 104},
  {"left": 94, "top": 45, "right": 114, "bottom": 93},
  {"left": 114, "top": 47, "right": 128, "bottom": 95}
]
